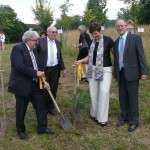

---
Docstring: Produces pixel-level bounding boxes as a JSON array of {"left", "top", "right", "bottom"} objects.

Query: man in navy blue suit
[{"left": 8, "top": 31, "right": 54, "bottom": 140}]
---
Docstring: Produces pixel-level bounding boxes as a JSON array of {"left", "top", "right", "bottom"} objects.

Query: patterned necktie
[
  {"left": 49, "top": 40, "right": 54, "bottom": 65},
  {"left": 29, "top": 49, "right": 38, "bottom": 70},
  {"left": 119, "top": 36, "right": 124, "bottom": 70}
]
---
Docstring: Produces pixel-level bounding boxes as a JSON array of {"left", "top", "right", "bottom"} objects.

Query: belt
[{"left": 46, "top": 64, "right": 58, "bottom": 69}]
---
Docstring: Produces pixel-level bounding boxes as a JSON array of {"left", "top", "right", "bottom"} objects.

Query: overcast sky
[{"left": 0, "top": 0, "right": 125, "bottom": 24}]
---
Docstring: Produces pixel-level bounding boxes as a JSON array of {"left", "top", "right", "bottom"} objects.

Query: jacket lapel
[
  {"left": 115, "top": 38, "right": 119, "bottom": 59},
  {"left": 22, "top": 43, "right": 33, "bottom": 64}
]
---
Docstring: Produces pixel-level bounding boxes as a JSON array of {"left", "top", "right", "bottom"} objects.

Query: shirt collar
[
  {"left": 25, "top": 43, "right": 31, "bottom": 51},
  {"left": 47, "top": 37, "right": 55, "bottom": 42},
  {"left": 120, "top": 31, "right": 128, "bottom": 39}
]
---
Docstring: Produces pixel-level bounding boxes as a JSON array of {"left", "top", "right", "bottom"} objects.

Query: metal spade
[{"left": 42, "top": 78, "right": 72, "bottom": 131}]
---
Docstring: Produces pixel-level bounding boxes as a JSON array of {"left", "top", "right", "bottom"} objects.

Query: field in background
[
  {"left": 0, "top": 27, "right": 149, "bottom": 150},
  {"left": 61, "top": 25, "right": 150, "bottom": 70}
]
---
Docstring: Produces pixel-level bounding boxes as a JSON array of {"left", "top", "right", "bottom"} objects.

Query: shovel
[
  {"left": 42, "top": 78, "right": 72, "bottom": 131},
  {"left": 0, "top": 70, "right": 9, "bottom": 133}
]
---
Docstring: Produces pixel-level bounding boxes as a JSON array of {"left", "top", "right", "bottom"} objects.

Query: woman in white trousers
[
  {"left": 89, "top": 66, "right": 112, "bottom": 124},
  {"left": 74, "top": 22, "right": 114, "bottom": 126}
]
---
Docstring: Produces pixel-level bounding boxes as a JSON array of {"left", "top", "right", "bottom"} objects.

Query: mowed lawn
[{"left": 0, "top": 27, "right": 150, "bottom": 150}]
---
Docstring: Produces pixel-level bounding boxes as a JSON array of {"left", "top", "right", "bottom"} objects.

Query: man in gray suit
[
  {"left": 114, "top": 19, "right": 148, "bottom": 132},
  {"left": 37, "top": 26, "right": 67, "bottom": 116}
]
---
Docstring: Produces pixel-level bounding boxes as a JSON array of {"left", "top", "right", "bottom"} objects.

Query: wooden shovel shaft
[
  {"left": 41, "top": 77, "right": 61, "bottom": 113},
  {"left": 47, "top": 89, "right": 61, "bottom": 113}
]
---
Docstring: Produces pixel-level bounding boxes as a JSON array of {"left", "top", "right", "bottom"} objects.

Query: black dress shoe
[
  {"left": 38, "top": 128, "right": 55, "bottom": 135},
  {"left": 90, "top": 116, "right": 98, "bottom": 123},
  {"left": 128, "top": 124, "right": 138, "bottom": 132},
  {"left": 97, "top": 122, "right": 107, "bottom": 127},
  {"left": 48, "top": 109, "right": 57, "bottom": 116},
  {"left": 116, "top": 119, "right": 128, "bottom": 127},
  {"left": 18, "top": 132, "right": 28, "bottom": 140}
]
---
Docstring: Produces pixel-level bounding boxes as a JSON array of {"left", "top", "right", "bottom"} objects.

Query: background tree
[
  {"left": 138, "top": 0, "right": 150, "bottom": 24},
  {"left": 82, "top": 0, "right": 108, "bottom": 27},
  {"left": 118, "top": 0, "right": 140, "bottom": 33},
  {"left": 117, "top": 7, "right": 132, "bottom": 21},
  {"left": 105, "top": 20, "right": 116, "bottom": 27},
  {"left": 32, "top": 0, "right": 53, "bottom": 31},
  {"left": 57, "top": 0, "right": 73, "bottom": 31},
  {"left": 70, "top": 15, "right": 82, "bottom": 30},
  {"left": 56, "top": 15, "right": 81, "bottom": 30},
  {"left": 0, "top": 5, "right": 28, "bottom": 43}
]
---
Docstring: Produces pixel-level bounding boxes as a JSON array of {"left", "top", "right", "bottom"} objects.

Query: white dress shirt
[{"left": 46, "top": 38, "right": 58, "bottom": 67}]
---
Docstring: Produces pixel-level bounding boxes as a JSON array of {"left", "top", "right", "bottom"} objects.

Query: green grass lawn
[{"left": 0, "top": 39, "right": 150, "bottom": 150}]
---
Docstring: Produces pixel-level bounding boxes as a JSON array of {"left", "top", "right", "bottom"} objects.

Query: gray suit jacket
[
  {"left": 114, "top": 33, "right": 148, "bottom": 81},
  {"left": 37, "top": 37, "right": 65, "bottom": 72}
]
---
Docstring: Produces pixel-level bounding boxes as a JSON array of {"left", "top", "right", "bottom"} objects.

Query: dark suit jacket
[
  {"left": 37, "top": 37, "right": 65, "bottom": 73},
  {"left": 8, "top": 43, "right": 37, "bottom": 96},
  {"left": 114, "top": 33, "right": 148, "bottom": 81}
]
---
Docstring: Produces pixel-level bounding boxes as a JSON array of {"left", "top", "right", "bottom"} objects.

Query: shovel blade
[
  {"left": 0, "top": 117, "right": 10, "bottom": 132},
  {"left": 59, "top": 115, "right": 72, "bottom": 131}
]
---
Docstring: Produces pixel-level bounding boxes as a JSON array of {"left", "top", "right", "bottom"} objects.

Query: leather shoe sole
[
  {"left": 38, "top": 128, "right": 55, "bottom": 135},
  {"left": 18, "top": 132, "right": 28, "bottom": 140},
  {"left": 128, "top": 124, "right": 138, "bottom": 132}
]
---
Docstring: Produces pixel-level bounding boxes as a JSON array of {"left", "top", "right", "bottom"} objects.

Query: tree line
[{"left": 0, "top": 0, "right": 149, "bottom": 43}]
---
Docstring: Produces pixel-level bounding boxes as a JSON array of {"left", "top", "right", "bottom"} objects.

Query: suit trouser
[
  {"left": 119, "top": 69, "right": 139, "bottom": 125},
  {"left": 89, "top": 66, "right": 112, "bottom": 123},
  {"left": 45, "top": 65, "right": 60, "bottom": 110},
  {"left": 15, "top": 81, "right": 47, "bottom": 133}
]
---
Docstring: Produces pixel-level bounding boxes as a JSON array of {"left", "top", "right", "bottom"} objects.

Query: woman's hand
[
  {"left": 72, "top": 44, "right": 77, "bottom": 48},
  {"left": 73, "top": 60, "right": 82, "bottom": 66}
]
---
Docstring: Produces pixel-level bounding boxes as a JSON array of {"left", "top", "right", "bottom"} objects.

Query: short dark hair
[
  {"left": 89, "top": 22, "right": 101, "bottom": 33},
  {"left": 40, "top": 31, "right": 47, "bottom": 37}
]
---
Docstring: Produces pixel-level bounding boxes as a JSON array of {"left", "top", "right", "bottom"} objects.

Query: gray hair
[
  {"left": 78, "top": 25, "right": 87, "bottom": 33},
  {"left": 47, "top": 26, "right": 57, "bottom": 33},
  {"left": 115, "top": 18, "right": 127, "bottom": 27},
  {"left": 22, "top": 30, "right": 39, "bottom": 42}
]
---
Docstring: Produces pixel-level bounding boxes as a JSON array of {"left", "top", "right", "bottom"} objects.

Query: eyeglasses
[
  {"left": 30, "top": 39, "right": 38, "bottom": 42},
  {"left": 116, "top": 25, "right": 126, "bottom": 28},
  {"left": 49, "top": 31, "right": 58, "bottom": 34}
]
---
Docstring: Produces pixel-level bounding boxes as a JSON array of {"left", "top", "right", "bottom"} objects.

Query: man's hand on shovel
[
  {"left": 43, "top": 81, "right": 50, "bottom": 90},
  {"left": 39, "top": 74, "right": 50, "bottom": 90}
]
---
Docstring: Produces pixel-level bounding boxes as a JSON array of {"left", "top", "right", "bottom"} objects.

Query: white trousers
[{"left": 89, "top": 66, "right": 112, "bottom": 123}]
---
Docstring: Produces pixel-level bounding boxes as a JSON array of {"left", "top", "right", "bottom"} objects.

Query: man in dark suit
[
  {"left": 8, "top": 31, "right": 54, "bottom": 140},
  {"left": 114, "top": 19, "right": 148, "bottom": 132},
  {"left": 37, "top": 26, "right": 66, "bottom": 116}
]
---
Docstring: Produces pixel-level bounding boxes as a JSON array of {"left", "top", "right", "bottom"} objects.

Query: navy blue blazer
[
  {"left": 114, "top": 33, "right": 148, "bottom": 81},
  {"left": 8, "top": 43, "right": 38, "bottom": 96}
]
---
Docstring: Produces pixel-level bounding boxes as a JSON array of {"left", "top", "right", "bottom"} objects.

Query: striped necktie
[{"left": 29, "top": 49, "right": 38, "bottom": 70}]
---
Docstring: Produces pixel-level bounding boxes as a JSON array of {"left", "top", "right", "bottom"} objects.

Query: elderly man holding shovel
[{"left": 8, "top": 31, "right": 54, "bottom": 140}]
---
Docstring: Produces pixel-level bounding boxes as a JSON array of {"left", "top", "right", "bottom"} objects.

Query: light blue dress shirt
[{"left": 119, "top": 31, "right": 127, "bottom": 69}]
